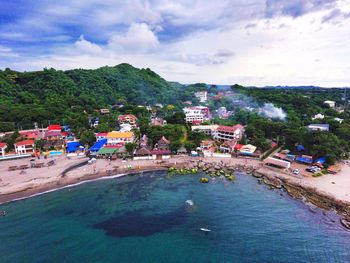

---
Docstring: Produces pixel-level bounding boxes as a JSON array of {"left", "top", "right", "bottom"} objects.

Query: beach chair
[{"left": 8, "top": 166, "right": 18, "bottom": 171}]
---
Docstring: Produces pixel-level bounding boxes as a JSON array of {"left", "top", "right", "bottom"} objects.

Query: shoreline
[
  {"left": 1, "top": 156, "right": 350, "bottom": 229},
  {"left": 0, "top": 164, "right": 168, "bottom": 205}
]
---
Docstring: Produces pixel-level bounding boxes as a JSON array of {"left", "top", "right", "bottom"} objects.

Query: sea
[{"left": 0, "top": 171, "right": 350, "bottom": 263}]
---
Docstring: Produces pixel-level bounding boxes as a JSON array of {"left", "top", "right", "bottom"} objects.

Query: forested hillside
[{"left": 0, "top": 64, "right": 191, "bottom": 131}]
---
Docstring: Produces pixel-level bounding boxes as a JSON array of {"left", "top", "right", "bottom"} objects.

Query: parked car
[
  {"left": 293, "top": 169, "right": 300, "bottom": 175},
  {"left": 306, "top": 166, "right": 321, "bottom": 173},
  {"left": 88, "top": 158, "right": 96, "bottom": 164}
]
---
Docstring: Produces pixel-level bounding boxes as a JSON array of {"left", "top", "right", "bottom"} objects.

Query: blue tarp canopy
[
  {"left": 296, "top": 157, "right": 313, "bottom": 164},
  {"left": 66, "top": 141, "right": 81, "bottom": 153},
  {"left": 315, "top": 157, "right": 326, "bottom": 164},
  {"left": 63, "top": 125, "right": 71, "bottom": 132},
  {"left": 90, "top": 139, "right": 107, "bottom": 152},
  {"left": 297, "top": 145, "right": 305, "bottom": 151}
]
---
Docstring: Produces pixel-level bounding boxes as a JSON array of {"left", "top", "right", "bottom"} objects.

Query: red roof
[
  {"left": 20, "top": 131, "right": 39, "bottom": 139},
  {"left": 118, "top": 114, "right": 137, "bottom": 121},
  {"left": 218, "top": 124, "right": 244, "bottom": 133},
  {"left": 0, "top": 142, "right": 7, "bottom": 148},
  {"left": 15, "top": 140, "right": 35, "bottom": 146},
  {"left": 234, "top": 144, "right": 243, "bottom": 150},
  {"left": 192, "top": 120, "right": 202, "bottom": 125},
  {"left": 48, "top": 124, "right": 62, "bottom": 131},
  {"left": 222, "top": 139, "right": 237, "bottom": 149},
  {"left": 104, "top": 143, "right": 123, "bottom": 149},
  {"left": 45, "top": 130, "right": 62, "bottom": 137},
  {"left": 96, "top": 132, "right": 108, "bottom": 137}
]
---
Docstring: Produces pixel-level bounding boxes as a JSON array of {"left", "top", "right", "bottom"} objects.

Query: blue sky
[{"left": 0, "top": 0, "right": 350, "bottom": 86}]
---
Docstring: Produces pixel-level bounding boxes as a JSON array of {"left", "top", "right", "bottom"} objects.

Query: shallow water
[{"left": 1, "top": 171, "right": 350, "bottom": 263}]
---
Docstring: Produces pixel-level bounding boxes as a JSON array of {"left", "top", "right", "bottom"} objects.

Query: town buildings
[
  {"left": 191, "top": 125, "right": 219, "bottom": 136},
  {"left": 100, "top": 109, "right": 110, "bottom": 114},
  {"left": 219, "top": 139, "right": 238, "bottom": 153},
  {"left": 0, "top": 142, "right": 7, "bottom": 157},
  {"left": 216, "top": 107, "right": 233, "bottom": 119},
  {"left": 106, "top": 131, "right": 134, "bottom": 145},
  {"left": 155, "top": 136, "right": 170, "bottom": 150},
  {"left": 184, "top": 106, "right": 210, "bottom": 124},
  {"left": 151, "top": 117, "right": 166, "bottom": 126},
  {"left": 324, "top": 100, "right": 336, "bottom": 108},
  {"left": 306, "top": 124, "right": 330, "bottom": 132},
  {"left": 118, "top": 114, "right": 138, "bottom": 128},
  {"left": 312, "top": 114, "right": 325, "bottom": 120},
  {"left": 95, "top": 132, "right": 108, "bottom": 141},
  {"left": 140, "top": 134, "right": 149, "bottom": 148},
  {"left": 200, "top": 140, "right": 216, "bottom": 151},
  {"left": 14, "top": 140, "right": 35, "bottom": 154},
  {"left": 214, "top": 125, "right": 244, "bottom": 142},
  {"left": 194, "top": 91, "right": 208, "bottom": 103}
]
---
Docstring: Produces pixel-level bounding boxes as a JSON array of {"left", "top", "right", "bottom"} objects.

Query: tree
[
  {"left": 79, "top": 130, "right": 95, "bottom": 147},
  {"left": 169, "top": 141, "right": 181, "bottom": 153},
  {"left": 165, "top": 112, "right": 186, "bottom": 125},
  {"left": 188, "top": 130, "right": 207, "bottom": 147},
  {"left": 184, "top": 141, "right": 196, "bottom": 153},
  {"left": 96, "top": 123, "right": 109, "bottom": 132},
  {"left": 166, "top": 104, "right": 175, "bottom": 112},
  {"left": 125, "top": 142, "right": 138, "bottom": 157}
]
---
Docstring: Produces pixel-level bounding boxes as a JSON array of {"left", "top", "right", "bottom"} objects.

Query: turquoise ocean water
[{"left": 0, "top": 171, "right": 350, "bottom": 263}]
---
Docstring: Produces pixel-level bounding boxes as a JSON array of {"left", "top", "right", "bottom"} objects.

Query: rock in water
[{"left": 340, "top": 218, "right": 350, "bottom": 230}]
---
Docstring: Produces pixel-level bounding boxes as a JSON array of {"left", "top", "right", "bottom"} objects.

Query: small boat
[
  {"left": 185, "top": 200, "right": 194, "bottom": 206},
  {"left": 200, "top": 228, "right": 211, "bottom": 232}
]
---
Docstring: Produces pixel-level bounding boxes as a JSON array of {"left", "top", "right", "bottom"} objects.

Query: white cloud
[
  {"left": 108, "top": 23, "right": 159, "bottom": 51},
  {"left": 2, "top": 0, "right": 350, "bottom": 87},
  {"left": 75, "top": 35, "right": 103, "bottom": 54}
]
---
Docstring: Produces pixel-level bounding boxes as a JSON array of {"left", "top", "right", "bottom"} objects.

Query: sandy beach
[
  {"left": 1, "top": 155, "right": 350, "bottom": 225},
  {"left": 0, "top": 155, "right": 260, "bottom": 204}
]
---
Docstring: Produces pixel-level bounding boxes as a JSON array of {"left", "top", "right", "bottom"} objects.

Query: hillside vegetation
[{"left": 0, "top": 64, "right": 193, "bottom": 131}]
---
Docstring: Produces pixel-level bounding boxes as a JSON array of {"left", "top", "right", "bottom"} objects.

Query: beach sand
[
  {"left": 0, "top": 155, "right": 349, "bottom": 209},
  {"left": 302, "top": 163, "right": 350, "bottom": 203}
]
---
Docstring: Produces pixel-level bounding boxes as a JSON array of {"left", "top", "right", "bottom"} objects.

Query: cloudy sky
[{"left": 0, "top": 0, "right": 350, "bottom": 86}]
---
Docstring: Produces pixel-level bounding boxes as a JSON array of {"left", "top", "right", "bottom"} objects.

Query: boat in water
[
  {"left": 185, "top": 200, "right": 194, "bottom": 206},
  {"left": 200, "top": 228, "right": 211, "bottom": 232}
]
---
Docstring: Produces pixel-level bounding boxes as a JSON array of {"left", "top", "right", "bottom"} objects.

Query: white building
[
  {"left": 14, "top": 140, "right": 35, "bottom": 154},
  {"left": 184, "top": 107, "right": 204, "bottom": 124},
  {"left": 0, "top": 142, "right": 7, "bottom": 157},
  {"left": 312, "top": 113, "right": 325, "bottom": 120},
  {"left": 119, "top": 123, "right": 133, "bottom": 132},
  {"left": 324, "top": 100, "right": 336, "bottom": 108},
  {"left": 214, "top": 125, "right": 245, "bottom": 142},
  {"left": 194, "top": 91, "right": 208, "bottom": 103},
  {"left": 334, "top": 117, "right": 344, "bottom": 123},
  {"left": 191, "top": 125, "right": 219, "bottom": 136},
  {"left": 106, "top": 131, "right": 134, "bottom": 145},
  {"left": 184, "top": 106, "right": 210, "bottom": 124},
  {"left": 306, "top": 124, "right": 329, "bottom": 132}
]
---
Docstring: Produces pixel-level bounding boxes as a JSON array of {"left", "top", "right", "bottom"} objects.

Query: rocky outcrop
[{"left": 253, "top": 168, "right": 350, "bottom": 230}]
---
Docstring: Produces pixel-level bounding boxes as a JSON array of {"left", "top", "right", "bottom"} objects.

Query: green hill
[{"left": 0, "top": 64, "right": 193, "bottom": 131}]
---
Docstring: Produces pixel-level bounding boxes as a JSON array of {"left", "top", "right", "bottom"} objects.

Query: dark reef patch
[{"left": 93, "top": 206, "right": 187, "bottom": 238}]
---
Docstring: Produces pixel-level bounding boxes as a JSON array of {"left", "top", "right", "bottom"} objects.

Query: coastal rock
[
  {"left": 340, "top": 218, "right": 350, "bottom": 230},
  {"left": 263, "top": 176, "right": 283, "bottom": 189},
  {"left": 252, "top": 171, "right": 263, "bottom": 178}
]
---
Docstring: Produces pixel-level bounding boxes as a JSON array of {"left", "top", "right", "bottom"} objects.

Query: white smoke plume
[{"left": 259, "top": 103, "right": 287, "bottom": 120}]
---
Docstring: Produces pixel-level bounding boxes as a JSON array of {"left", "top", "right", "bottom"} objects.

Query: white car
[
  {"left": 293, "top": 169, "right": 300, "bottom": 175},
  {"left": 88, "top": 158, "right": 97, "bottom": 164}
]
